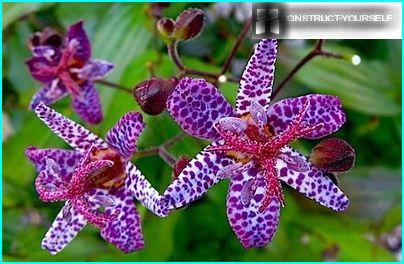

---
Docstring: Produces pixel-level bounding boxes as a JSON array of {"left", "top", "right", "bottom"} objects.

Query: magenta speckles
[
  {"left": 26, "top": 21, "right": 114, "bottom": 124},
  {"left": 26, "top": 103, "right": 169, "bottom": 254},
  {"left": 165, "top": 38, "right": 350, "bottom": 248},
  {"left": 166, "top": 77, "right": 234, "bottom": 141}
]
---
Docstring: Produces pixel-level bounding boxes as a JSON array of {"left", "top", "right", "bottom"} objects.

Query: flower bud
[
  {"left": 174, "top": 8, "right": 204, "bottom": 41},
  {"left": 148, "top": 3, "right": 170, "bottom": 19},
  {"left": 157, "top": 18, "right": 175, "bottom": 41},
  {"left": 133, "top": 77, "right": 178, "bottom": 115},
  {"left": 172, "top": 155, "right": 190, "bottom": 180},
  {"left": 29, "top": 27, "right": 63, "bottom": 49},
  {"left": 310, "top": 138, "right": 355, "bottom": 173}
]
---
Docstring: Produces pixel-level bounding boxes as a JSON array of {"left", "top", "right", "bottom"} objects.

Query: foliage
[{"left": 2, "top": 3, "right": 401, "bottom": 261}]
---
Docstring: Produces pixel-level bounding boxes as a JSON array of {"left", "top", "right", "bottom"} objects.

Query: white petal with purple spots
[
  {"left": 167, "top": 77, "right": 234, "bottom": 141},
  {"left": 106, "top": 112, "right": 145, "bottom": 159},
  {"left": 162, "top": 142, "right": 234, "bottom": 209},
  {"left": 25, "top": 147, "right": 82, "bottom": 182},
  {"left": 227, "top": 165, "right": 280, "bottom": 248},
  {"left": 41, "top": 202, "right": 87, "bottom": 255},
  {"left": 268, "top": 94, "right": 346, "bottom": 139},
  {"left": 277, "top": 147, "right": 349, "bottom": 211},
  {"left": 34, "top": 102, "right": 107, "bottom": 152},
  {"left": 72, "top": 81, "right": 103, "bottom": 125},
  {"left": 236, "top": 39, "right": 278, "bottom": 115},
  {"left": 125, "top": 162, "right": 169, "bottom": 217},
  {"left": 100, "top": 186, "right": 145, "bottom": 253}
]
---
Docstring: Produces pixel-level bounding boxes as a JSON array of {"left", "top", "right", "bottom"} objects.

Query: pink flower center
[
  {"left": 208, "top": 102, "right": 322, "bottom": 212},
  {"left": 35, "top": 148, "right": 126, "bottom": 228}
]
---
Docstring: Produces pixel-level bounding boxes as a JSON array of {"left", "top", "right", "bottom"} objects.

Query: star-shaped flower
[
  {"left": 26, "top": 102, "right": 167, "bottom": 254},
  {"left": 162, "top": 39, "right": 350, "bottom": 248},
  {"left": 26, "top": 21, "right": 114, "bottom": 124}
]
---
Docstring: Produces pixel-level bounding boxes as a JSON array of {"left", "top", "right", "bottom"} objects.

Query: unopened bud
[
  {"left": 174, "top": 8, "right": 204, "bottom": 41},
  {"left": 29, "top": 27, "right": 63, "bottom": 49},
  {"left": 157, "top": 18, "right": 175, "bottom": 41},
  {"left": 148, "top": 3, "right": 170, "bottom": 19},
  {"left": 172, "top": 156, "right": 190, "bottom": 180},
  {"left": 310, "top": 138, "right": 355, "bottom": 173},
  {"left": 133, "top": 77, "right": 178, "bottom": 115}
]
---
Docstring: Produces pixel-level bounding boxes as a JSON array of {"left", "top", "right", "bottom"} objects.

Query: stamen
[
  {"left": 240, "top": 177, "right": 259, "bottom": 205},
  {"left": 217, "top": 117, "right": 248, "bottom": 135},
  {"left": 259, "top": 159, "right": 284, "bottom": 213},
  {"left": 69, "top": 160, "right": 114, "bottom": 191},
  {"left": 249, "top": 100, "right": 267, "bottom": 131},
  {"left": 62, "top": 203, "right": 73, "bottom": 223},
  {"left": 278, "top": 152, "right": 310, "bottom": 172},
  {"left": 35, "top": 171, "right": 68, "bottom": 202},
  {"left": 92, "top": 194, "right": 116, "bottom": 207},
  {"left": 216, "top": 162, "right": 248, "bottom": 180},
  {"left": 72, "top": 197, "right": 120, "bottom": 228}
]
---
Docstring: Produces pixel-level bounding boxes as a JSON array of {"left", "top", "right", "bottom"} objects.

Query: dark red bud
[
  {"left": 133, "top": 77, "right": 178, "bottom": 115},
  {"left": 172, "top": 156, "right": 190, "bottom": 180},
  {"left": 310, "top": 138, "right": 355, "bottom": 173},
  {"left": 29, "top": 27, "right": 62, "bottom": 49},
  {"left": 148, "top": 3, "right": 170, "bottom": 19},
  {"left": 157, "top": 18, "right": 175, "bottom": 40},
  {"left": 174, "top": 8, "right": 204, "bottom": 41}
]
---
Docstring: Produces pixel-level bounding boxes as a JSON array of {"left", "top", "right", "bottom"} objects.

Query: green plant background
[{"left": 2, "top": 3, "right": 402, "bottom": 261}]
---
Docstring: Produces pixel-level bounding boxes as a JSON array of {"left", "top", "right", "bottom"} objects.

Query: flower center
[
  {"left": 88, "top": 148, "right": 126, "bottom": 189},
  {"left": 208, "top": 101, "right": 321, "bottom": 212}
]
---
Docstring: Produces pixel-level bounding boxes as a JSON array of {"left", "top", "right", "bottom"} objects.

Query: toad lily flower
[
  {"left": 26, "top": 102, "right": 168, "bottom": 254},
  {"left": 26, "top": 21, "right": 114, "bottom": 124},
  {"left": 163, "top": 39, "right": 350, "bottom": 248}
]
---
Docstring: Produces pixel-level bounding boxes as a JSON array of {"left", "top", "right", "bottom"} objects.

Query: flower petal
[
  {"left": 162, "top": 142, "right": 234, "bottom": 209},
  {"left": 267, "top": 94, "right": 346, "bottom": 139},
  {"left": 277, "top": 147, "right": 349, "bottom": 211},
  {"left": 25, "top": 147, "right": 82, "bottom": 181},
  {"left": 25, "top": 56, "right": 57, "bottom": 83},
  {"left": 75, "top": 59, "right": 114, "bottom": 81},
  {"left": 167, "top": 77, "right": 234, "bottom": 140},
  {"left": 125, "top": 162, "right": 168, "bottom": 217},
  {"left": 236, "top": 39, "right": 278, "bottom": 115},
  {"left": 66, "top": 21, "right": 91, "bottom": 62},
  {"left": 71, "top": 81, "right": 103, "bottom": 124},
  {"left": 227, "top": 165, "right": 280, "bottom": 248},
  {"left": 106, "top": 112, "right": 145, "bottom": 159},
  {"left": 29, "top": 81, "right": 68, "bottom": 110},
  {"left": 41, "top": 202, "right": 87, "bottom": 255},
  {"left": 34, "top": 102, "right": 107, "bottom": 152},
  {"left": 100, "top": 187, "right": 145, "bottom": 253}
]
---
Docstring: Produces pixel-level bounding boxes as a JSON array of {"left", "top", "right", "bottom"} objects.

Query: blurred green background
[{"left": 2, "top": 3, "right": 402, "bottom": 261}]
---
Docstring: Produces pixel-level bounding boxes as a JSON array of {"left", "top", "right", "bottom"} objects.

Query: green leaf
[
  {"left": 279, "top": 45, "right": 400, "bottom": 116},
  {"left": 3, "top": 3, "right": 54, "bottom": 29}
]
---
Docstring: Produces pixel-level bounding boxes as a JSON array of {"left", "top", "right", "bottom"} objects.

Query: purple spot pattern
[
  {"left": 77, "top": 59, "right": 114, "bottom": 80},
  {"left": 66, "top": 21, "right": 91, "bottom": 61},
  {"left": 125, "top": 162, "right": 169, "bottom": 217},
  {"left": 41, "top": 202, "right": 87, "bottom": 255},
  {"left": 25, "top": 147, "right": 82, "bottom": 182},
  {"left": 29, "top": 105, "right": 168, "bottom": 254},
  {"left": 267, "top": 94, "right": 346, "bottom": 139},
  {"left": 100, "top": 186, "right": 145, "bottom": 253},
  {"left": 277, "top": 147, "right": 349, "bottom": 211},
  {"left": 106, "top": 112, "right": 145, "bottom": 159},
  {"left": 29, "top": 81, "right": 68, "bottom": 110},
  {"left": 166, "top": 77, "right": 234, "bottom": 141},
  {"left": 34, "top": 102, "right": 107, "bottom": 153},
  {"left": 227, "top": 165, "right": 280, "bottom": 248},
  {"left": 25, "top": 56, "right": 58, "bottom": 83},
  {"left": 236, "top": 39, "right": 278, "bottom": 114},
  {"left": 71, "top": 81, "right": 103, "bottom": 124},
  {"left": 162, "top": 142, "right": 233, "bottom": 209}
]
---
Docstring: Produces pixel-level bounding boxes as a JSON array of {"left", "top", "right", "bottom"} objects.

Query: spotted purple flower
[
  {"left": 26, "top": 21, "right": 114, "bottom": 124},
  {"left": 26, "top": 102, "right": 167, "bottom": 254},
  {"left": 163, "top": 39, "right": 350, "bottom": 248}
]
